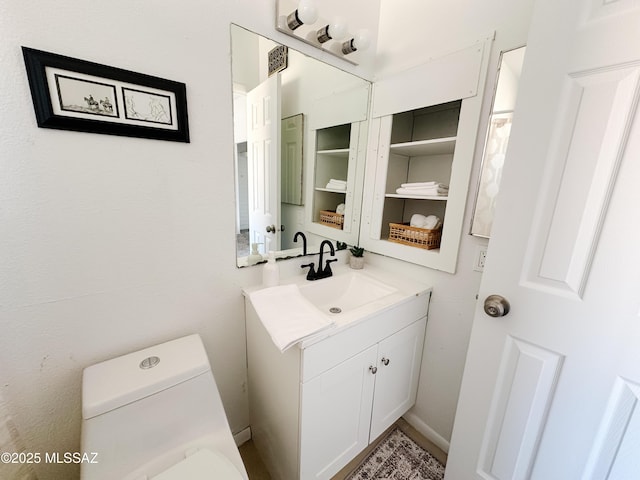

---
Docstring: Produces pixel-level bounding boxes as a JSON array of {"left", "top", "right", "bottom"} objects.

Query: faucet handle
[
  {"left": 301, "top": 262, "right": 316, "bottom": 280},
  {"left": 324, "top": 258, "right": 338, "bottom": 275}
]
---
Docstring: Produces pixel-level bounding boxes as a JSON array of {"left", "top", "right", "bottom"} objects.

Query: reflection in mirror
[
  {"left": 231, "top": 24, "right": 371, "bottom": 267},
  {"left": 471, "top": 46, "right": 526, "bottom": 238}
]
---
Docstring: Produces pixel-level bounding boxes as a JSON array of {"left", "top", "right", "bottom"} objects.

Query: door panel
[
  {"left": 524, "top": 65, "right": 640, "bottom": 297},
  {"left": 478, "top": 337, "right": 563, "bottom": 480},
  {"left": 582, "top": 377, "right": 640, "bottom": 479}
]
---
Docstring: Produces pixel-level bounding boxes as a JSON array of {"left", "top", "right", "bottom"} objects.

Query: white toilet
[{"left": 80, "top": 334, "right": 248, "bottom": 480}]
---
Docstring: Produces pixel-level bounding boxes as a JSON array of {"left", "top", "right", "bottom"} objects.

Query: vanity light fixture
[
  {"left": 276, "top": 0, "right": 371, "bottom": 65},
  {"left": 286, "top": 0, "right": 318, "bottom": 31},
  {"left": 341, "top": 29, "right": 371, "bottom": 55},
  {"left": 316, "top": 17, "right": 348, "bottom": 44}
]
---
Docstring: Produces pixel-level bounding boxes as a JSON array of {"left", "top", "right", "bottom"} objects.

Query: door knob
[
  {"left": 484, "top": 295, "right": 510, "bottom": 317},
  {"left": 266, "top": 225, "right": 285, "bottom": 233},
  {"left": 369, "top": 366, "right": 378, "bottom": 374},
  {"left": 381, "top": 357, "right": 390, "bottom": 366}
]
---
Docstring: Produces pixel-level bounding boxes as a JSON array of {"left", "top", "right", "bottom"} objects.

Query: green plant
[
  {"left": 349, "top": 245, "right": 364, "bottom": 257},
  {"left": 336, "top": 241, "right": 348, "bottom": 251}
]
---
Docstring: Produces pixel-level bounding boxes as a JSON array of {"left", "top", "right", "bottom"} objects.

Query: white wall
[{"left": 0, "top": 1, "right": 378, "bottom": 480}]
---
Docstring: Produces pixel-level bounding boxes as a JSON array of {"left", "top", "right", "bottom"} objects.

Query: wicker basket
[
  {"left": 388, "top": 222, "right": 442, "bottom": 250},
  {"left": 319, "top": 210, "right": 344, "bottom": 230}
]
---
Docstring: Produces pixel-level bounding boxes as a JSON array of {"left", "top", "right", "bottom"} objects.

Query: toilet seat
[{"left": 151, "top": 448, "right": 244, "bottom": 480}]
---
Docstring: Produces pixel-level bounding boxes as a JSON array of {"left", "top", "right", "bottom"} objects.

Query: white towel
[
  {"left": 410, "top": 214, "right": 442, "bottom": 229},
  {"left": 400, "top": 181, "right": 448, "bottom": 189},
  {"left": 248, "top": 284, "right": 333, "bottom": 352},
  {"left": 396, "top": 187, "right": 448, "bottom": 196},
  {"left": 336, "top": 203, "right": 346, "bottom": 214},
  {"left": 326, "top": 179, "right": 347, "bottom": 191}
]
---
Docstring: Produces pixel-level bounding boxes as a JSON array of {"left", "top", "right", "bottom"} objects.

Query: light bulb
[
  {"left": 286, "top": 0, "right": 319, "bottom": 31},
  {"left": 317, "top": 17, "right": 348, "bottom": 44},
  {"left": 341, "top": 29, "right": 371, "bottom": 54}
]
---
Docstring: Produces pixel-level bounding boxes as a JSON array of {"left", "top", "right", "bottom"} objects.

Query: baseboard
[
  {"left": 233, "top": 426, "right": 251, "bottom": 447},
  {"left": 402, "top": 412, "right": 450, "bottom": 454}
]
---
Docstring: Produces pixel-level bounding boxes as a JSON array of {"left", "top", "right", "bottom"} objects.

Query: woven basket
[
  {"left": 319, "top": 210, "right": 344, "bottom": 229},
  {"left": 388, "top": 222, "right": 442, "bottom": 250}
]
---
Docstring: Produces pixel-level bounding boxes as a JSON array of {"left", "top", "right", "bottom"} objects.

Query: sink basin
[{"left": 298, "top": 271, "right": 398, "bottom": 315}]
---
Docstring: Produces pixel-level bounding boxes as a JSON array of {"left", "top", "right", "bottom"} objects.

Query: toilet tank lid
[{"left": 82, "top": 334, "right": 211, "bottom": 420}]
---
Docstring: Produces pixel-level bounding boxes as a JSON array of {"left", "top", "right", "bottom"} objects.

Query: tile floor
[{"left": 238, "top": 417, "right": 447, "bottom": 479}]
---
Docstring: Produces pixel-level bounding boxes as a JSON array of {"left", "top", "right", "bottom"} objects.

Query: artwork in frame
[{"left": 22, "top": 47, "right": 190, "bottom": 142}]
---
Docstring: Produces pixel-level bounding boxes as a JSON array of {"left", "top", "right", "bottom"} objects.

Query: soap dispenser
[{"left": 262, "top": 251, "right": 280, "bottom": 287}]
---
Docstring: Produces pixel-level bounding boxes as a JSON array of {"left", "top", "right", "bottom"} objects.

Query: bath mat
[{"left": 346, "top": 427, "right": 445, "bottom": 480}]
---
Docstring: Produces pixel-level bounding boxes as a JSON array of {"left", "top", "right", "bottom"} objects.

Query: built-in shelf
[
  {"left": 316, "top": 187, "right": 347, "bottom": 193},
  {"left": 317, "top": 148, "right": 349, "bottom": 156},
  {"left": 389, "top": 137, "right": 457, "bottom": 156},
  {"left": 385, "top": 193, "right": 448, "bottom": 201}
]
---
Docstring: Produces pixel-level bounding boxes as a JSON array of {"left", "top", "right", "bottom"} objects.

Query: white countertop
[{"left": 243, "top": 263, "right": 432, "bottom": 349}]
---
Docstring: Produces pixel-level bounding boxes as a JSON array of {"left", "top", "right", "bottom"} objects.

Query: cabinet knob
[
  {"left": 369, "top": 365, "right": 378, "bottom": 374},
  {"left": 381, "top": 357, "right": 390, "bottom": 366}
]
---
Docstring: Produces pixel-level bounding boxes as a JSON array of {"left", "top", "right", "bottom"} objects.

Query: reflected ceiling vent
[{"left": 268, "top": 45, "right": 288, "bottom": 76}]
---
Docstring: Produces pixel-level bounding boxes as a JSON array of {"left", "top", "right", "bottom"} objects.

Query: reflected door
[
  {"left": 247, "top": 74, "right": 281, "bottom": 253},
  {"left": 447, "top": 0, "right": 640, "bottom": 478}
]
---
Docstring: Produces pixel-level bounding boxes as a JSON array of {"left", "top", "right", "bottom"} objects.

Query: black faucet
[
  {"left": 301, "top": 240, "right": 337, "bottom": 281},
  {"left": 293, "top": 231, "right": 307, "bottom": 255},
  {"left": 318, "top": 240, "right": 338, "bottom": 279}
]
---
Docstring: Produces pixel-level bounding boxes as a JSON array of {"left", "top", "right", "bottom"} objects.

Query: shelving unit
[
  {"left": 305, "top": 120, "right": 366, "bottom": 246},
  {"left": 361, "top": 96, "right": 484, "bottom": 272},
  {"left": 379, "top": 101, "right": 460, "bottom": 243},
  {"left": 313, "top": 124, "right": 350, "bottom": 221}
]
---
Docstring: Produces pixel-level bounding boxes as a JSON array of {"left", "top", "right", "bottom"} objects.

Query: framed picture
[{"left": 22, "top": 47, "right": 190, "bottom": 142}]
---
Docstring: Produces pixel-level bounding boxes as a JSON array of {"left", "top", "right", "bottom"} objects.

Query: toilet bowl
[{"left": 80, "top": 334, "right": 248, "bottom": 480}]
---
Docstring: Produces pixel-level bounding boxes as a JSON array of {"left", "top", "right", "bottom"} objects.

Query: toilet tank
[{"left": 81, "top": 334, "right": 241, "bottom": 480}]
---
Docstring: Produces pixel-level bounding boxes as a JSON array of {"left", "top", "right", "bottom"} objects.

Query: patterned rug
[{"left": 346, "top": 427, "right": 445, "bottom": 480}]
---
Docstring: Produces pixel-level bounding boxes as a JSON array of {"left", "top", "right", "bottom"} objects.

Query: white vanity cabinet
[
  {"left": 299, "top": 318, "right": 426, "bottom": 479},
  {"left": 360, "top": 39, "right": 492, "bottom": 273},
  {"left": 245, "top": 289, "right": 429, "bottom": 480}
]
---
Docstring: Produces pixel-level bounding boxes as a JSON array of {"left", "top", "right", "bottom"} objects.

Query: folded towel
[
  {"left": 410, "top": 214, "right": 442, "bottom": 229},
  {"left": 248, "top": 284, "right": 333, "bottom": 352},
  {"left": 396, "top": 187, "right": 448, "bottom": 196},
  {"left": 336, "top": 203, "right": 346, "bottom": 214},
  {"left": 326, "top": 179, "right": 347, "bottom": 191},
  {"left": 401, "top": 181, "right": 448, "bottom": 189}
]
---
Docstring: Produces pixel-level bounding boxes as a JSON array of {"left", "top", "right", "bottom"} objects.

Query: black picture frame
[{"left": 22, "top": 47, "right": 190, "bottom": 143}]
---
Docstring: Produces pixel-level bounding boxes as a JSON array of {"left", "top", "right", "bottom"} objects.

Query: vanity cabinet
[
  {"left": 305, "top": 120, "right": 367, "bottom": 246},
  {"left": 299, "top": 319, "right": 426, "bottom": 479},
  {"left": 245, "top": 290, "right": 429, "bottom": 480},
  {"left": 360, "top": 40, "right": 492, "bottom": 273}
]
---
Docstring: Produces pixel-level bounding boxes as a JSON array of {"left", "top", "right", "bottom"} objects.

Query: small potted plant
[{"left": 349, "top": 245, "right": 365, "bottom": 269}]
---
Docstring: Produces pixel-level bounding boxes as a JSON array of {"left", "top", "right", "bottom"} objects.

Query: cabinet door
[
  {"left": 300, "top": 345, "right": 378, "bottom": 480},
  {"left": 370, "top": 318, "right": 427, "bottom": 441}
]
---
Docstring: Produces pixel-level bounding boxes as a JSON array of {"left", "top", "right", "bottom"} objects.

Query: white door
[
  {"left": 247, "top": 75, "right": 281, "bottom": 254},
  {"left": 447, "top": 0, "right": 640, "bottom": 478},
  {"left": 370, "top": 318, "right": 426, "bottom": 441}
]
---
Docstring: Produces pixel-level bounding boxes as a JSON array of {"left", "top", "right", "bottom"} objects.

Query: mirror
[
  {"left": 231, "top": 24, "right": 371, "bottom": 266},
  {"left": 471, "top": 46, "right": 526, "bottom": 237}
]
